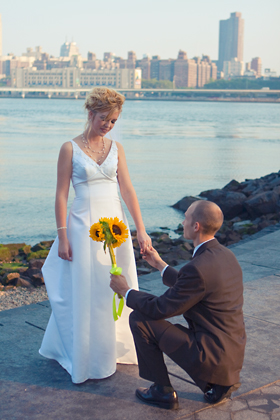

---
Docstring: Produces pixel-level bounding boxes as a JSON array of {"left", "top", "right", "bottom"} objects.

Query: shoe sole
[
  {"left": 135, "top": 390, "right": 179, "bottom": 410},
  {"left": 204, "top": 382, "right": 241, "bottom": 404}
]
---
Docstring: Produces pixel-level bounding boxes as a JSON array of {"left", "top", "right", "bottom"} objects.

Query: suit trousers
[{"left": 129, "top": 310, "right": 208, "bottom": 392}]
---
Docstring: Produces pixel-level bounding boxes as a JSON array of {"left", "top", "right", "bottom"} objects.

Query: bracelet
[{"left": 57, "top": 227, "right": 67, "bottom": 231}]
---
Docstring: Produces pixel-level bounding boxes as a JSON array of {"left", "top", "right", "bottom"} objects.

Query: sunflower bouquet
[{"left": 89, "top": 217, "right": 129, "bottom": 321}]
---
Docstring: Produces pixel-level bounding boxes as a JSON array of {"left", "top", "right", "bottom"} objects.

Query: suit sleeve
[
  {"left": 162, "top": 266, "right": 178, "bottom": 287},
  {"left": 127, "top": 264, "right": 205, "bottom": 320}
]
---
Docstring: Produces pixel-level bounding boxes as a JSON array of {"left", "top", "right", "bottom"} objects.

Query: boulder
[
  {"left": 31, "top": 273, "right": 45, "bottom": 286},
  {"left": 31, "top": 243, "right": 46, "bottom": 252},
  {"left": 233, "top": 220, "right": 252, "bottom": 232},
  {"left": 199, "top": 190, "right": 247, "bottom": 219},
  {"left": 16, "top": 277, "right": 33, "bottom": 288},
  {"left": 172, "top": 196, "right": 201, "bottom": 212},
  {"left": 244, "top": 190, "right": 280, "bottom": 218},
  {"left": 28, "top": 259, "right": 45, "bottom": 270},
  {"left": 223, "top": 179, "right": 240, "bottom": 191},
  {"left": 3, "top": 272, "right": 20, "bottom": 286}
]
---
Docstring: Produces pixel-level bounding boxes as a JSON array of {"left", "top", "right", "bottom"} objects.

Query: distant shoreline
[{"left": 0, "top": 95, "right": 279, "bottom": 103}]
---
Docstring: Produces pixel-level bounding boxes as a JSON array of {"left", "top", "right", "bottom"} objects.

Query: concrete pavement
[{"left": 1, "top": 226, "right": 280, "bottom": 419}]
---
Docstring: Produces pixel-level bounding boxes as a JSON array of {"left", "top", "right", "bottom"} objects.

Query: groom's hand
[
  {"left": 142, "top": 246, "right": 168, "bottom": 272},
  {"left": 110, "top": 274, "right": 130, "bottom": 297}
]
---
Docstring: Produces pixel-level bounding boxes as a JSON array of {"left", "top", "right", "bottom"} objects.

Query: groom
[{"left": 110, "top": 200, "right": 246, "bottom": 410}]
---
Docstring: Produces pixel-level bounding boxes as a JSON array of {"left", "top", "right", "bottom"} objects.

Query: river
[{"left": 0, "top": 98, "right": 279, "bottom": 244}]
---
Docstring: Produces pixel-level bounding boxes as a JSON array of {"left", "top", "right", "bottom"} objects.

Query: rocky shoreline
[{"left": 1, "top": 170, "right": 280, "bottom": 310}]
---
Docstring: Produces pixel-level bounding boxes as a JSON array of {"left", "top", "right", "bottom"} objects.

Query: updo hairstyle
[{"left": 84, "top": 87, "right": 125, "bottom": 121}]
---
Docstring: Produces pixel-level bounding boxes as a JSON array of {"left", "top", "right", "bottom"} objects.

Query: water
[{"left": 0, "top": 98, "right": 279, "bottom": 245}]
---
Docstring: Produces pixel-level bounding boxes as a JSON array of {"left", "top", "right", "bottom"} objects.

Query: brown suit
[{"left": 127, "top": 239, "right": 246, "bottom": 390}]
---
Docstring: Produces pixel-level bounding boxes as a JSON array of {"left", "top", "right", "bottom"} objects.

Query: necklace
[{"left": 81, "top": 133, "right": 106, "bottom": 163}]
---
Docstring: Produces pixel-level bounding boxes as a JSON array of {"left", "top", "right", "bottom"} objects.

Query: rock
[
  {"left": 233, "top": 220, "right": 252, "bottom": 231},
  {"left": 25, "top": 267, "right": 42, "bottom": 279},
  {"left": 28, "top": 259, "right": 45, "bottom": 270},
  {"left": 18, "top": 267, "right": 28, "bottom": 275},
  {"left": 244, "top": 190, "right": 280, "bottom": 218},
  {"left": 31, "top": 243, "right": 46, "bottom": 252},
  {"left": 16, "top": 277, "right": 33, "bottom": 288},
  {"left": 40, "top": 240, "right": 54, "bottom": 248},
  {"left": 172, "top": 196, "right": 201, "bottom": 212},
  {"left": 31, "top": 273, "right": 45, "bottom": 286},
  {"left": 200, "top": 189, "right": 247, "bottom": 219},
  {"left": 5, "top": 285, "right": 16, "bottom": 291},
  {"left": 158, "top": 234, "right": 172, "bottom": 244},
  {"left": 258, "top": 219, "right": 277, "bottom": 230},
  {"left": 2, "top": 272, "right": 20, "bottom": 286},
  {"left": 226, "top": 231, "right": 242, "bottom": 245},
  {"left": 223, "top": 179, "right": 240, "bottom": 191},
  {"left": 182, "top": 242, "right": 193, "bottom": 251}
]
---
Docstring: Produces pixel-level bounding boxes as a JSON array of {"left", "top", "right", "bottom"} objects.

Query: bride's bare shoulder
[{"left": 59, "top": 141, "right": 74, "bottom": 155}]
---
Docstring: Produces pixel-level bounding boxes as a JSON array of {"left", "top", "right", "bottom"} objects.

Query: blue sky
[{"left": 1, "top": 0, "right": 280, "bottom": 73}]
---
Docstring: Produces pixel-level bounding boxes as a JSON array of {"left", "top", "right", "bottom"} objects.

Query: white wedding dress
[{"left": 39, "top": 139, "right": 138, "bottom": 383}]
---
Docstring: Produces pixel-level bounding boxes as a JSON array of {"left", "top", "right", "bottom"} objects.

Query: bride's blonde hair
[{"left": 84, "top": 87, "right": 125, "bottom": 121}]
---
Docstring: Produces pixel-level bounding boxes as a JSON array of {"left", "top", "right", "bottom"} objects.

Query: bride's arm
[
  {"left": 55, "top": 142, "right": 73, "bottom": 261},
  {"left": 116, "top": 142, "right": 151, "bottom": 253}
]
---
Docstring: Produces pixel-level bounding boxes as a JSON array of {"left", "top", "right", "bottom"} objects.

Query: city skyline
[{"left": 1, "top": 0, "right": 280, "bottom": 73}]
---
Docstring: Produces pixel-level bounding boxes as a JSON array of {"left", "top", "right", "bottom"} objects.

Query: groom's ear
[{"left": 193, "top": 222, "right": 200, "bottom": 232}]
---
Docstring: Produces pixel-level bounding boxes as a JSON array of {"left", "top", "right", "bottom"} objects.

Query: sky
[{"left": 1, "top": 0, "right": 280, "bottom": 73}]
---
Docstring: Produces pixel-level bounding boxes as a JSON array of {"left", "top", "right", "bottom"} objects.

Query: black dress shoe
[
  {"left": 204, "top": 382, "right": 241, "bottom": 404},
  {"left": 135, "top": 384, "right": 179, "bottom": 410}
]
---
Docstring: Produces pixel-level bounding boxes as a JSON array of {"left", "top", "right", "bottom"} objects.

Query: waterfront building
[
  {"left": 174, "top": 51, "right": 197, "bottom": 88},
  {"left": 159, "top": 59, "right": 175, "bottom": 82},
  {"left": 251, "top": 57, "right": 262, "bottom": 77},
  {"left": 218, "top": 12, "right": 244, "bottom": 71},
  {"left": 264, "top": 68, "right": 278, "bottom": 78},
  {"left": 60, "top": 41, "right": 80, "bottom": 58},
  {"left": 11, "top": 67, "right": 142, "bottom": 89},
  {"left": 194, "top": 56, "right": 217, "bottom": 87},
  {"left": 223, "top": 57, "right": 244, "bottom": 78},
  {"left": 127, "top": 51, "right": 136, "bottom": 69},
  {"left": 150, "top": 56, "right": 160, "bottom": 80},
  {"left": 87, "top": 52, "right": 96, "bottom": 61},
  {"left": 0, "top": 54, "right": 35, "bottom": 76},
  {"left": 136, "top": 56, "right": 151, "bottom": 80}
]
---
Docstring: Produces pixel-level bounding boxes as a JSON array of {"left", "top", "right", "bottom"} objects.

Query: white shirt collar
[{"left": 192, "top": 238, "right": 215, "bottom": 257}]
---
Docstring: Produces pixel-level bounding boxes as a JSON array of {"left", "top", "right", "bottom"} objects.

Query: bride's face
[{"left": 89, "top": 110, "right": 120, "bottom": 137}]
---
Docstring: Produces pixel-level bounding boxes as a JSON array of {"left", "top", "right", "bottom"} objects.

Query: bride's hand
[
  {"left": 58, "top": 237, "right": 72, "bottom": 261},
  {"left": 137, "top": 231, "right": 152, "bottom": 254}
]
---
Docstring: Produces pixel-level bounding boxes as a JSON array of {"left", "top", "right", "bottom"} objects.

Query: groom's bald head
[{"left": 189, "top": 200, "right": 224, "bottom": 235}]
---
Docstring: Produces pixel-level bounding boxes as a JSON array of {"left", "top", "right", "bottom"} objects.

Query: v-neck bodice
[{"left": 70, "top": 139, "right": 118, "bottom": 188}]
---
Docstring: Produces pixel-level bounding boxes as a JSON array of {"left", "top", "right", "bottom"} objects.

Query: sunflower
[
  {"left": 99, "top": 217, "right": 111, "bottom": 226},
  {"left": 89, "top": 222, "right": 105, "bottom": 242},
  {"left": 108, "top": 217, "right": 129, "bottom": 248}
]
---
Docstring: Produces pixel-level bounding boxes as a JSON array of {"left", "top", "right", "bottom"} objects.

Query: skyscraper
[
  {"left": 0, "top": 14, "right": 2, "bottom": 57},
  {"left": 218, "top": 12, "right": 244, "bottom": 71}
]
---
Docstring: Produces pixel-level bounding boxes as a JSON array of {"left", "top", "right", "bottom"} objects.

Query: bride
[{"left": 39, "top": 87, "right": 151, "bottom": 383}]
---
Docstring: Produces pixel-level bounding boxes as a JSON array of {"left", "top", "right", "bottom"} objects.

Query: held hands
[
  {"left": 137, "top": 231, "right": 152, "bottom": 254},
  {"left": 110, "top": 274, "right": 130, "bottom": 297},
  {"left": 58, "top": 238, "right": 72, "bottom": 261},
  {"left": 142, "top": 246, "right": 168, "bottom": 272}
]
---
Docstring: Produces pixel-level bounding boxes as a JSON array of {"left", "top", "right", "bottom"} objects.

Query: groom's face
[{"left": 182, "top": 206, "right": 196, "bottom": 240}]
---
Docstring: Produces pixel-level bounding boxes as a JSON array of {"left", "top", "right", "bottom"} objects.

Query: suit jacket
[{"left": 127, "top": 239, "right": 246, "bottom": 385}]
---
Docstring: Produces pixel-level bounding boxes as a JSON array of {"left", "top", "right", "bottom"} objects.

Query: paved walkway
[{"left": 1, "top": 227, "right": 280, "bottom": 419}]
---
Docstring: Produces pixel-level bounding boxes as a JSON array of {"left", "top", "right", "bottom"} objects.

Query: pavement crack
[
  {"left": 25, "top": 321, "right": 45, "bottom": 331},
  {"left": 243, "top": 314, "right": 280, "bottom": 326},
  {"left": 36, "top": 302, "right": 49, "bottom": 308}
]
